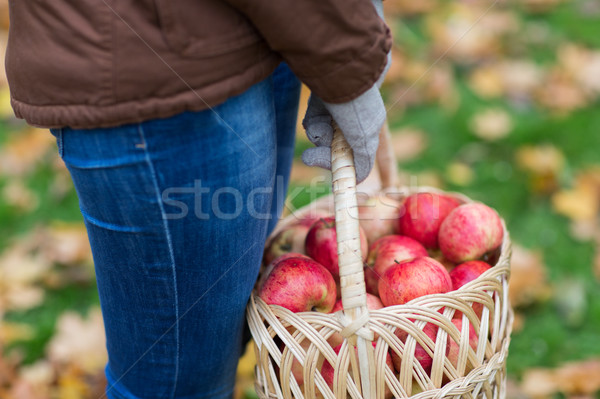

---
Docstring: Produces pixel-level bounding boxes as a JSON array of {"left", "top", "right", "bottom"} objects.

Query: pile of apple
[{"left": 258, "top": 192, "right": 504, "bottom": 391}]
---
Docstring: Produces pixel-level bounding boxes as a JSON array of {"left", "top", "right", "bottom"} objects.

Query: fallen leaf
[
  {"left": 56, "top": 367, "right": 89, "bottom": 399},
  {"left": 469, "top": 65, "right": 504, "bottom": 98},
  {"left": 470, "top": 108, "right": 513, "bottom": 141},
  {"left": 0, "top": 127, "right": 55, "bottom": 177},
  {"left": 0, "top": 241, "right": 51, "bottom": 313},
  {"left": 446, "top": 162, "right": 474, "bottom": 186},
  {"left": 500, "top": 60, "right": 545, "bottom": 99},
  {"left": 536, "top": 70, "right": 587, "bottom": 113},
  {"left": 508, "top": 244, "right": 551, "bottom": 307},
  {"left": 37, "top": 223, "right": 93, "bottom": 266},
  {"left": 521, "top": 368, "right": 559, "bottom": 397},
  {"left": 521, "top": 359, "right": 600, "bottom": 398},
  {"left": 47, "top": 308, "right": 107, "bottom": 374},
  {"left": 0, "top": 322, "right": 35, "bottom": 344},
  {"left": 384, "top": 0, "right": 438, "bottom": 15},
  {"left": 516, "top": 144, "right": 565, "bottom": 194},
  {"left": 390, "top": 127, "right": 427, "bottom": 162},
  {"left": 552, "top": 184, "right": 598, "bottom": 221},
  {"left": 2, "top": 180, "right": 40, "bottom": 212}
]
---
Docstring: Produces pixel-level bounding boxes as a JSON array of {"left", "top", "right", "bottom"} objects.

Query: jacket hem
[{"left": 11, "top": 54, "right": 281, "bottom": 130}]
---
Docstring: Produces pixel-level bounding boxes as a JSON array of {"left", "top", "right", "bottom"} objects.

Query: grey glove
[{"left": 301, "top": 85, "right": 386, "bottom": 183}]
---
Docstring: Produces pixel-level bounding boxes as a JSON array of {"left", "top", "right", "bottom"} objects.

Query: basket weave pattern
[{"left": 247, "top": 129, "right": 513, "bottom": 399}]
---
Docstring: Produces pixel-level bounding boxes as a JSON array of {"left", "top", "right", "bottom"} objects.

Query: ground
[{"left": 1, "top": 0, "right": 600, "bottom": 398}]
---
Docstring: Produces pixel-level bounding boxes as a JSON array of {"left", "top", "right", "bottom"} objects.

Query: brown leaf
[
  {"left": 0, "top": 242, "right": 51, "bottom": 313},
  {"left": 516, "top": 145, "right": 565, "bottom": 194},
  {"left": 47, "top": 309, "right": 107, "bottom": 374},
  {"left": 0, "top": 127, "right": 55, "bottom": 177},
  {"left": 37, "top": 223, "right": 93, "bottom": 266},
  {"left": 390, "top": 127, "right": 427, "bottom": 162},
  {"left": 509, "top": 244, "right": 551, "bottom": 307},
  {"left": 521, "top": 368, "right": 559, "bottom": 398},
  {"left": 2, "top": 180, "right": 40, "bottom": 212},
  {"left": 521, "top": 359, "right": 600, "bottom": 397}
]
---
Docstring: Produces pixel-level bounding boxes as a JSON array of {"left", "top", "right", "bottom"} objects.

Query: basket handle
[
  {"left": 376, "top": 122, "right": 398, "bottom": 190},
  {"left": 330, "top": 123, "right": 379, "bottom": 399}
]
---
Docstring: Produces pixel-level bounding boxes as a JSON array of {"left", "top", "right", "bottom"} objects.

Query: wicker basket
[{"left": 247, "top": 124, "right": 513, "bottom": 399}]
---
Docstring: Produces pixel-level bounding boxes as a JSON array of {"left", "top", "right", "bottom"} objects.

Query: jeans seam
[{"left": 137, "top": 125, "right": 180, "bottom": 399}]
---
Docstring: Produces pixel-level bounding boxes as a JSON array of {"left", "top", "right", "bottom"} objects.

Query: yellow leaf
[
  {"left": 552, "top": 185, "right": 598, "bottom": 221},
  {"left": 446, "top": 162, "right": 474, "bottom": 186},
  {"left": 0, "top": 322, "right": 34, "bottom": 344},
  {"left": 469, "top": 66, "right": 504, "bottom": 98}
]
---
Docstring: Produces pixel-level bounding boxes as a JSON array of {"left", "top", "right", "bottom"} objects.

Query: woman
[{"left": 5, "top": 1, "right": 391, "bottom": 398}]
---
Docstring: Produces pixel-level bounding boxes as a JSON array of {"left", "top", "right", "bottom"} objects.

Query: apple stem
[{"left": 320, "top": 218, "right": 334, "bottom": 229}]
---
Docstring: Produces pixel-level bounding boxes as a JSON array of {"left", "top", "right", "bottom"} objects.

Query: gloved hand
[
  {"left": 301, "top": 85, "right": 386, "bottom": 183},
  {"left": 301, "top": 0, "right": 389, "bottom": 184}
]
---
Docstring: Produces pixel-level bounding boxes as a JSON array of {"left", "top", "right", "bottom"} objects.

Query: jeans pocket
[{"left": 49, "top": 128, "right": 64, "bottom": 158}]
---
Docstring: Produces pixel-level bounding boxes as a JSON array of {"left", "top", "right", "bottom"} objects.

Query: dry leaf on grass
[
  {"left": 390, "top": 127, "right": 427, "bottom": 162},
  {"left": 384, "top": 0, "right": 438, "bottom": 15},
  {"left": 552, "top": 168, "right": 600, "bottom": 222},
  {"left": 516, "top": 144, "right": 565, "bottom": 194},
  {"left": 2, "top": 180, "right": 40, "bottom": 212},
  {"left": 47, "top": 308, "right": 107, "bottom": 375},
  {"left": 0, "top": 322, "right": 34, "bottom": 344},
  {"left": 509, "top": 244, "right": 551, "bottom": 307},
  {"left": 470, "top": 108, "right": 513, "bottom": 141},
  {"left": 446, "top": 162, "right": 474, "bottom": 186},
  {"left": 521, "top": 359, "right": 600, "bottom": 398},
  {"left": 469, "top": 65, "right": 504, "bottom": 98},
  {"left": 0, "top": 242, "right": 51, "bottom": 313},
  {"left": 0, "top": 127, "right": 55, "bottom": 177},
  {"left": 36, "top": 223, "right": 93, "bottom": 266}
]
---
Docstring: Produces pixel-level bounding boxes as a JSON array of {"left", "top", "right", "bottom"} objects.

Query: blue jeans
[{"left": 51, "top": 64, "right": 301, "bottom": 399}]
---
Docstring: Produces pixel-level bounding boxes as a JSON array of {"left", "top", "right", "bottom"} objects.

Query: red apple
[
  {"left": 364, "top": 266, "right": 380, "bottom": 296},
  {"left": 450, "top": 260, "right": 492, "bottom": 290},
  {"left": 439, "top": 203, "right": 504, "bottom": 263},
  {"left": 398, "top": 193, "right": 461, "bottom": 249},
  {"left": 450, "top": 260, "right": 492, "bottom": 318},
  {"left": 366, "top": 235, "right": 428, "bottom": 295},
  {"left": 447, "top": 318, "right": 479, "bottom": 373},
  {"left": 429, "top": 249, "right": 456, "bottom": 273},
  {"left": 330, "top": 293, "right": 384, "bottom": 313},
  {"left": 257, "top": 252, "right": 311, "bottom": 290},
  {"left": 305, "top": 217, "right": 368, "bottom": 281},
  {"left": 259, "top": 257, "right": 336, "bottom": 313},
  {"left": 282, "top": 337, "right": 325, "bottom": 387},
  {"left": 392, "top": 322, "right": 449, "bottom": 374},
  {"left": 378, "top": 257, "right": 452, "bottom": 307},
  {"left": 322, "top": 342, "right": 394, "bottom": 398},
  {"left": 358, "top": 195, "right": 402, "bottom": 245},
  {"left": 263, "top": 216, "right": 325, "bottom": 265}
]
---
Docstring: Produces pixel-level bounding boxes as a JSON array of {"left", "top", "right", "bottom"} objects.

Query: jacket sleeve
[{"left": 222, "top": 0, "right": 392, "bottom": 103}]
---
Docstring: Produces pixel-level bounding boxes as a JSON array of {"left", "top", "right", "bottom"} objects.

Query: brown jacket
[{"left": 5, "top": 0, "right": 391, "bottom": 129}]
